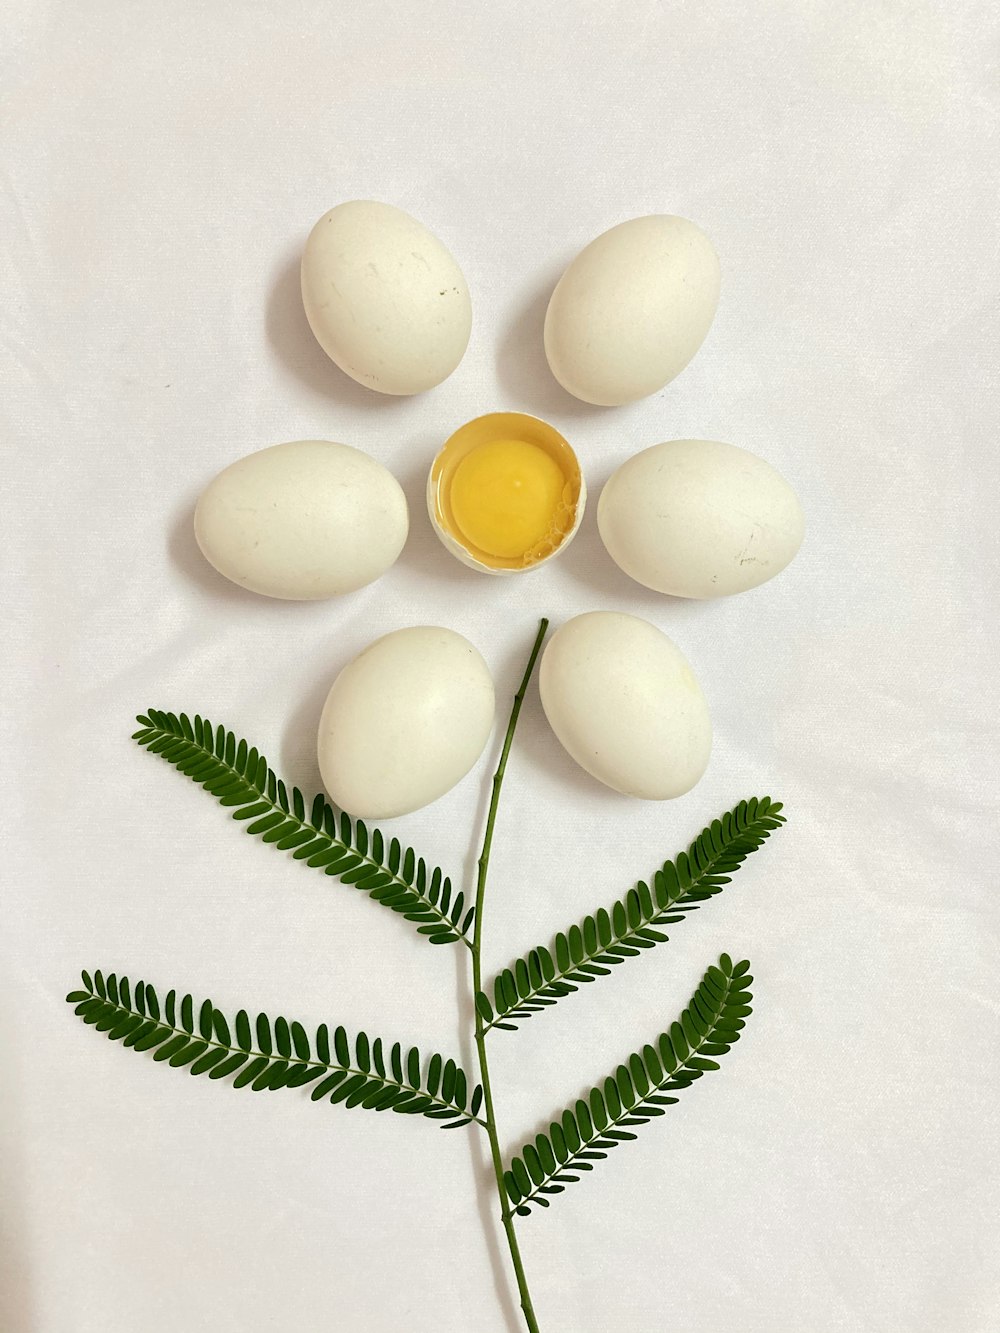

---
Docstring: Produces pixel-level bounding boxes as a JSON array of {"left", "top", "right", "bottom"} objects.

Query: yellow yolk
[{"left": 449, "top": 439, "right": 567, "bottom": 560}]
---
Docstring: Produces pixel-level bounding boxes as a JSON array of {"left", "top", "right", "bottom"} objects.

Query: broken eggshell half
[{"left": 427, "top": 412, "right": 586, "bottom": 575}]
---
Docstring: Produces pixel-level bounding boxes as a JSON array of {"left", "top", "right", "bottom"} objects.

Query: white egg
[
  {"left": 544, "top": 215, "right": 720, "bottom": 406},
  {"left": 539, "top": 612, "right": 711, "bottom": 800},
  {"left": 194, "top": 440, "right": 408, "bottom": 600},
  {"left": 317, "top": 627, "right": 495, "bottom": 819},
  {"left": 301, "top": 200, "right": 472, "bottom": 396},
  {"left": 598, "top": 439, "right": 804, "bottom": 598}
]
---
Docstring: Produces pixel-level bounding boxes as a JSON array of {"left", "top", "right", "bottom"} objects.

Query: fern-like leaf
[
  {"left": 503, "top": 954, "right": 753, "bottom": 1214},
  {"left": 67, "top": 970, "right": 485, "bottom": 1129},
  {"left": 480, "top": 798, "right": 782, "bottom": 1031},
  {"left": 133, "top": 711, "right": 473, "bottom": 946}
]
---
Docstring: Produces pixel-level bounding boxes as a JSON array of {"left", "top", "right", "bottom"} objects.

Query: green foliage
[
  {"left": 66, "top": 969, "right": 484, "bottom": 1129},
  {"left": 479, "top": 799, "right": 782, "bottom": 1032},
  {"left": 503, "top": 954, "right": 753, "bottom": 1215},
  {"left": 133, "top": 710, "right": 471, "bottom": 946},
  {"left": 67, "top": 633, "right": 780, "bottom": 1333}
]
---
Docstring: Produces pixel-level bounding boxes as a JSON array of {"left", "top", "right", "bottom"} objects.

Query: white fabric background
[{"left": 3, "top": 3, "right": 998, "bottom": 1331}]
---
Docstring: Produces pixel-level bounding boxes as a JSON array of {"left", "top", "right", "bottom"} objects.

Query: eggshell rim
[{"left": 426, "top": 411, "right": 587, "bottom": 575}]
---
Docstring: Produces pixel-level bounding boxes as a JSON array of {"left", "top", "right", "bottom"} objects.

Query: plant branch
[
  {"left": 67, "top": 975, "right": 483, "bottom": 1127},
  {"left": 472, "top": 619, "right": 548, "bottom": 1333},
  {"left": 132, "top": 711, "right": 471, "bottom": 945},
  {"left": 480, "top": 798, "right": 784, "bottom": 1032},
  {"left": 503, "top": 954, "right": 753, "bottom": 1214}
]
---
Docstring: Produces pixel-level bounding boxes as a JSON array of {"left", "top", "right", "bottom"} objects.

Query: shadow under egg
[
  {"left": 168, "top": 498, "right": 265, "bottom": 605},
  {"left": 495, "top": 273, "right": 614, "bottom": 421},
  {"left": 280, "top": 664, "right": 337, "bottom": 799}
]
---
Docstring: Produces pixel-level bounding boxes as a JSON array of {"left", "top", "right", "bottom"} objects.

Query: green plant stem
[{"left": 472, "top": 618, "right": 548, "bottom": 1333}]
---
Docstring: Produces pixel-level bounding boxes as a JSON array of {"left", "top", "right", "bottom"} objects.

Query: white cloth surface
[{"left": 3, "top": 3, "right": 998, "bottom": 1331}]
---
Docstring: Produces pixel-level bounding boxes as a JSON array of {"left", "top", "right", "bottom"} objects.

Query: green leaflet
[
  {"left": 67, "top": 633, "right": 783, "bottom": 1332},
  {"left": 133, "top": 710, "right": 472, "bottom": 946},
  {"left": 503, "top": 955, "right": 753, "bottom": 1215},
  {"left": 66, "top": 970, "right": 484, "bottom": 1130},
  {"left": 479, "top": 798, "right": 783, "bottom": 1032}
]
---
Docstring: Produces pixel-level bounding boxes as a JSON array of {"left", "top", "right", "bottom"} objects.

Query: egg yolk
[{"left": 449, "top": 439, "right": 567, "bottom": 560}]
